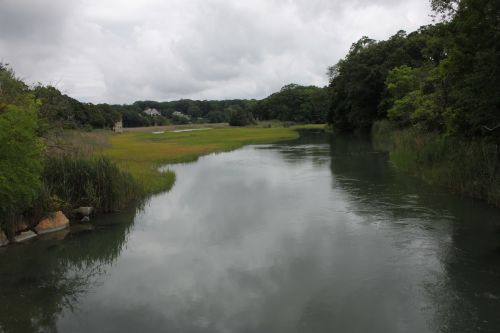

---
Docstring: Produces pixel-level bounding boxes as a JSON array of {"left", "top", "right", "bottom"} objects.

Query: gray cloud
[{"left": 0, "top": 0, "right": 432, "bottom": 103}]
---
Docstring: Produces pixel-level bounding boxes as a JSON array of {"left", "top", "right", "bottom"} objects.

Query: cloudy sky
[{"left": 0, "top": 0, "right": 432, "bottom": 103}]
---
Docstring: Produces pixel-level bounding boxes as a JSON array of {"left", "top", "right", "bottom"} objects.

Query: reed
[
  {"left": 43, "top": 155, "right": 142, "bottom": 213},
  {"left": 373, "top": 121, "right": 500, "bottom": 206}
]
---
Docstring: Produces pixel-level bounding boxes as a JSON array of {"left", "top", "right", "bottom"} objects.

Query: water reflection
[
  {"left": 324, "top": 134, "right": 500, "bottom": 332},
  {"left": 0, "top": 209, "right": 136, "bottom": 332},
  {"left": 1, "top": 131, "right": 500, "bottom": 332}
]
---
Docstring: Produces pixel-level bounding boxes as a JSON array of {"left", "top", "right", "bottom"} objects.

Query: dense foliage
[
  {"left": 33, "top": 85, "right": 122, "bottom": 129},
  {"left": 253, "top": 84, "right": 329, "bottom": 123},
  {"left": 7, "top": 80, "right": 329, "bottom": 130},
  {"left": 327, "top": 0, "right": 500, "bottom": 139},
  {"left": 0, "top": 66, "right": 44, "bottom": 230},
  {"left": 0, "top": 65, "right": 141, "bottom": 235},
  {"left": 357, "top": 0, "right": 500, "bottom": 206},
  {"left": 228, "top": 105, "right": 256, "bottom": 126}
]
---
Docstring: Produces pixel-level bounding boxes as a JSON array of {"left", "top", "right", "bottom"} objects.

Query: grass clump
[{"left": 43, "top": 156, "right": 142, "bottom": 213}]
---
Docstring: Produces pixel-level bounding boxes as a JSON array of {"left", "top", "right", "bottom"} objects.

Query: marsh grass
[
  {"left": 38, "top": 126, "right": 304, "bottom": 221},
  {"left": 43, "top": 155, "right": 142, "bottom": 213},
  {"left": 373, "top": 120, "right": 500, "bottom": 206},
  {"left": 103, "top": 126, "right": 299, "bottom": 193},
  {"left": 45, "top": 129, "right": 110, "bottom": 157}
]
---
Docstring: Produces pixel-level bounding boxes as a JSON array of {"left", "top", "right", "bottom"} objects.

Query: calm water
[{"left": 1, "top": 131, "right": 500, "bottom": 332}]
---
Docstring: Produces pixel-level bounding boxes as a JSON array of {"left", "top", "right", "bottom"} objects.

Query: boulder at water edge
[
  {"left": 35, "top": 211, "right": 70, "bottom": 235},
  {"left": 0, "top": 230, "right": 9, "bottom": 247}
]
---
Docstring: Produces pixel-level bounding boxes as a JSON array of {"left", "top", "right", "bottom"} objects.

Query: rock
[
  {"left": 34, "top": 211, "right": 70, "bottom": 235},
  {"left": 73, "top": 207, "right": 94, "bottom": 217},
  {"left": 0, "top": 230, "right": 9, "bottom": 247},
  {"left": 14, "top": 230, "right": 37, "bottom": 243},
  {"left": 81, "top": 216, "right": 90, "bottom": 222}
]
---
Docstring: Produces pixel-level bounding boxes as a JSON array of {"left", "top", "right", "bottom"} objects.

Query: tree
[
  {"left": 0, "top": 65, "right": 44, "bottom": 231},
  {"left": 207, "top": 110, "right": 227, "bottom": 123},
  {"left": 439, "top": 0, "right": 500, "bottom": 136},
  {"left": 327, "top": 25, "right": 447, "bottom": 132},
  {"left": 228, "top": 106, "right": 255, "bottom": 126},
  {"left": 253, "top": 84, "right": 328, "bottom": 123}
]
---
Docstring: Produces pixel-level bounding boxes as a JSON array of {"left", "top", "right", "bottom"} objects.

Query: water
[{"left": 1, "top": 131, "right": 500, "bottom": 332}]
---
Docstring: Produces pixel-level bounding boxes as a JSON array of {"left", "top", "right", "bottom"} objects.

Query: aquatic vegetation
[
  {"left": 103, "top": 127, "right": 299, "bottom": 193},
  {"left": 373, "top": 120, "right": 500, "bottom": 207},
  {"left": 43, "top": 156, "right": 142, "bottom": 213}
]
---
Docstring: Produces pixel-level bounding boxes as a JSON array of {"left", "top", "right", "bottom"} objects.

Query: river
[{"left": 1, "top": 130, "right": 500, "bottom": 332}]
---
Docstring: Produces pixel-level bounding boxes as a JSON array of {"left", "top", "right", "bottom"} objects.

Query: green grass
[{"left": 103, "top": 127, "right": 300, "bottom": 194}]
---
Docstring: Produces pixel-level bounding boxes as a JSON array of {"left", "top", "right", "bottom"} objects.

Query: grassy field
[{"left": 102, "top": 126, "right": 310, "bottom": 194}]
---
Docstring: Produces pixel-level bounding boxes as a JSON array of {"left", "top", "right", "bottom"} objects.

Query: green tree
[
  {"left": 327, "top": 26, "right": 446, "bottom": 132},
  {"left": 207, "top": 110, "right": 227, "bottom": 123},
  {"left": 228, "top": 106, "right": 255, "bottom": 126},
  {"left": 0, "top": 65, "right": 44, "bottom": 231}
]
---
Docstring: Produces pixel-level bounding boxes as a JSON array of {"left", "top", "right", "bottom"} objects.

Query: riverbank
[
  {"left": 0, "top": 124, "right": 324, "bottom": 242},
  {"left": 372, "top": 120, "right": 500, "bottom": 207},
  {"left": 103, "top": 125, "right": 311, "bottom": 194}
]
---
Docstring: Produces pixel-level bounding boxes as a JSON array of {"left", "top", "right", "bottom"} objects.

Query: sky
[{"left": 0, "top": 0, "right": 433, "bottom": 104}]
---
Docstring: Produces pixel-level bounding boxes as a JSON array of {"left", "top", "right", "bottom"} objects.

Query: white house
[{"left": 143, "top": 108, "right": 161, "bottom": 116}]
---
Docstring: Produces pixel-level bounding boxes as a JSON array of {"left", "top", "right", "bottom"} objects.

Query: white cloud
[{"left": 0, "top": 0, "right": 433, "bottom": 103}]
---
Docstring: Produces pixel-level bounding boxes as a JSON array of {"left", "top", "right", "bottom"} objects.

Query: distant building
[
  {"left": 113, "top": 120, "right": 123, "bottom": 133},
  {"left": 143, "top": 108, "right": 161, "bottom": 116}
]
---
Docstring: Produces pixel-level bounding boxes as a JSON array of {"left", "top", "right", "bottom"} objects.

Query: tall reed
[
  {"left": 43, "top": 155, "right": 142, "bottom": 213},
  {"left": 373, "top": 120, "right": 500, "bottom": 206}
]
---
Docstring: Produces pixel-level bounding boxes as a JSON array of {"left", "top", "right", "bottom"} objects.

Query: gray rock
[
  {"left": 0, "top": 230, "right": 9, "bottom": 247},
  {"left": 81, "top": 216, "right": 90, "bottom": 222},
  {"left": 14, "top": 230, "right": 37, "bottom": 243}
]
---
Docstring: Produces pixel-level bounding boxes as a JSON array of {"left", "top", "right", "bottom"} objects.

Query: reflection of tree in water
[
  {"left": 263, "top": 131, "right": 500, "bottom": 332},
  {"left": 258, "top": 129, "right": 333, "bottom": 168},
  {"left": 327, "top": 134, "right": 500, "bottom": 333},
  {"left": 0, "top": 208, "right": 137, "bottom": 332}
]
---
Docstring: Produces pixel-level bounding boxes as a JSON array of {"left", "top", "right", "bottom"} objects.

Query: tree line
[
  {"left": 0, "top": 68, "right": 330, "bottom": 130},
  {"left": 327, "top": 0, "right": 500, "bottom": 139}
]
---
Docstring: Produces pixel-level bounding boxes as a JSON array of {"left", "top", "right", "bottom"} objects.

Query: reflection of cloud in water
[
  {"left": 3, "top": 132, "right": 500, "bottom": 332},
  {"left": 59, "top": 137, "right": 470, "bottom": 332}
]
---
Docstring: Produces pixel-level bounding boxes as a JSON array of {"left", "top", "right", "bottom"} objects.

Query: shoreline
[{"left": 1, "top": 125, "right": 325, "bottom": 246}]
